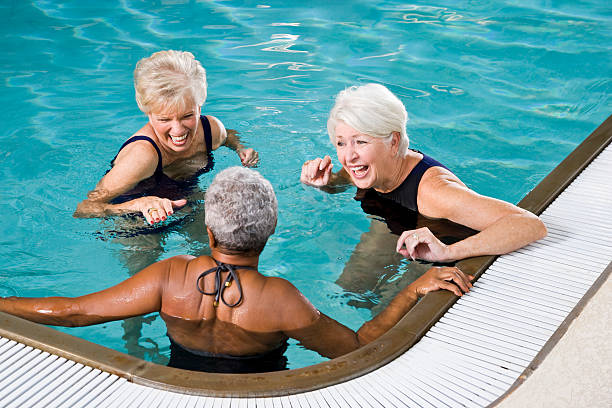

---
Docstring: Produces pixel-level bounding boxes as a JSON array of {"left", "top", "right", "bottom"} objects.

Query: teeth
[
  {"left": 349, "top": 165, "right": 368, "bottom": 177},
  {"left": 171, "top": 134, "right": 188, "bottom": 144}
]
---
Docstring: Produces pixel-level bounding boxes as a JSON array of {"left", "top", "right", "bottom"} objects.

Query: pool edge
[{"left": 1, "top": 113, "right": 611, "bottom": 397}]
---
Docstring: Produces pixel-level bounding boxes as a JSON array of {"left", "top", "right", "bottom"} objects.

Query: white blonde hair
[
  {"left": 205, "top": 167, "right": 277, "bottom": 254},
  {"left": 134, "top": 50, "right": 207, "bottom": 114},
  {"left": 327, "top": 83, "right": 410, "bottom": 156}
]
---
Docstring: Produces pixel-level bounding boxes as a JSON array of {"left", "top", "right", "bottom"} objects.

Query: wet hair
[
  {"left": 327, "top": 83, "right": 410, "bottom": 157},
  {"left": 134, "top": 50, "right": 207, "bottom": 114},
  {"left": 205, "top": 167, "right": 277, "bottom": 254}
]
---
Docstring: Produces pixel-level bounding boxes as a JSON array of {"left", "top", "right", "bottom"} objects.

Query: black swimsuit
[
  {"left": 109, "top": 115, "right": 215, "bottom": 204},
  {"left": 376, "top": 151, "right": 448, "bottom": 212},
  {"left": 167, "top": 260, "right": 289, "bottom": 373}
]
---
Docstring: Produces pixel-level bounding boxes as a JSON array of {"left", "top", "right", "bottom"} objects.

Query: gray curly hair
[{"left": 205, "top": 167, "right": 277, "bottom": 254}]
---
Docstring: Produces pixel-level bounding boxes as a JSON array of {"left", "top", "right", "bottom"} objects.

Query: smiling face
[
  {"left": 148, "top": 104, "right": 200, "bottom": 153},
  {"left": 335, "top": 121, "right": 398, "bottom": 191}
]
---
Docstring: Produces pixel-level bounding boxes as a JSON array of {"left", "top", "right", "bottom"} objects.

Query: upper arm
[
  {"left": 87, "top": 141, "right": 159, "bottom": 203},
  {"left": 72, "top": 257, "right": 171, "bottom": 322},
  {"left": 207, "top": 115, "right": 227, "bottom": 150},
  {"left": 269, "top": 279, "right": 360, "bottom": 358},
  {"left": 418, "top": 168, "right": 525, "bottom": 231}
]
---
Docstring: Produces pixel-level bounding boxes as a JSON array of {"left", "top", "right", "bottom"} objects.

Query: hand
[
  {"left": 396, "top": 227, "right": 453, "bottom": 262},
  {"left": 134, "top": 196, "right": 187, "bottom": 225},
  {"left": 407, "top": 266, "right": 474, "bottom": 298},
  {"left": 300, "top": 156, "right": 333, "bottom": 187},
  {"left": 238, "top": 148, "right": 259, "bottom": 167}
]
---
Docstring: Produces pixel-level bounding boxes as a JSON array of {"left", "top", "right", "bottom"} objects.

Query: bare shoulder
[
  {"left": 204, "top": 115, "right": 227, "bottom": 150},
  {"left": 260, "top": 277, "right": 320, "bottom": 331},
  {"left": 113, "top": 135, "right": 159, "bottom": 164}
]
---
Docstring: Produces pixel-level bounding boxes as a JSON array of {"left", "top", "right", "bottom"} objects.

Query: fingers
[
  {"left": 396, "top": 230, "right": 421, "bottom": 260},
  {"left": 437, "top": 280, "right": 463, "bottom": 297},
  {"left": 240, "top": 148, "right": 259, "bottom": 167},
  {"left": 141, "top": 198, "right": 187, "bottom": 225},
  {"left": 172, "top": 199, "right": 187, "bottom": 209},
  {"left": 319, "top": 155, "right": 332, "bottom": 170},
  {"left": 444, "top": 267, "right": 472, "bottom": 294},
  {"left": 300, "top": 157, "right": 333, "bottom": 186}
]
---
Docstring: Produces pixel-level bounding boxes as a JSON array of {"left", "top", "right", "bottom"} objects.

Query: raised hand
[{"left": 300, "top": 155, "right": 334, "bottom": 187}]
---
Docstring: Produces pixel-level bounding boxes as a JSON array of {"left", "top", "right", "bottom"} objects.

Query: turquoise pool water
[{"left": 0, "top": 0, "right": 610, "bottom": 369}]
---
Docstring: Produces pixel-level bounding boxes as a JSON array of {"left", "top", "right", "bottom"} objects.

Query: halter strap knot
[{"left": 196, "top": 260, "right": 255, "bottom": 307}]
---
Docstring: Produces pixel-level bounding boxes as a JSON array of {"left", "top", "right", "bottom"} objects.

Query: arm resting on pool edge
[
  {"left": 283, "top": 267, "right": 474, "bottom": 359},
  {"left": 0, "top": 257, "right": 172, "bottom": 327},
  {"left": 397, "top": 167, "right": 547, "bottom": 262}
]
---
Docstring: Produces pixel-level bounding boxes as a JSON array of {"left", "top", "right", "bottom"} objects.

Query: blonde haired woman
[{"left": 75, "top": 50, "right": 258, "bottom": 224}]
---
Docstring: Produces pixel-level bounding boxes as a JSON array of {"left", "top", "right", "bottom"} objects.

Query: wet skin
[{"left": 0, "top": 244, "right": 473, "bottom": 359}]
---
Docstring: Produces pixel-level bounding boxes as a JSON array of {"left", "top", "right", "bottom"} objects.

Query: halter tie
[{"left": 196, "top": 260, "right": 255, "bottom": 307}]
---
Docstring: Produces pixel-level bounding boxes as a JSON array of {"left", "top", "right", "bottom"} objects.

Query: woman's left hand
[
  {"left": 396, "top": 227, "right": 453, "bottom": 262},
  {"left": 238, "top": 148, "right": 259, "bottom": 167}
]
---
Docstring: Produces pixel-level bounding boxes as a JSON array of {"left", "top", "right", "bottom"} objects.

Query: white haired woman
[
  {"left": 74, "top": 50, "right": 259, "bottom": 224},
  {"left": 301, "top": 83, "right": 546, "bottom": 263}
]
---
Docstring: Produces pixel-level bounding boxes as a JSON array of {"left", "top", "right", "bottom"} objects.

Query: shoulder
[
  {"left": 260, "top": 277, "right": 320, "bottom": 331},
  {"left": 417, "top": 165, "right": 470, "bottom": 217},
  {"left": 113, "top": 134, "right": 160, "bottom": 168},
  {"left": 203, "top": 115, "right": 227, "bottom": 150}
]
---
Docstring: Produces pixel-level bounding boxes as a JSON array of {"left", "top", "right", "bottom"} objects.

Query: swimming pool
[{"left": 1, "top": 0, "right": 610, "bottom": 369}]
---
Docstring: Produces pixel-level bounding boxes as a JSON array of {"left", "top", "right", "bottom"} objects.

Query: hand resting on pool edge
[{"left": 1, "top": 167, "right": 473, "bottom": 374}]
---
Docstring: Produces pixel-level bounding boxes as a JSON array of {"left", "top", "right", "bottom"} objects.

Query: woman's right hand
[
  {"left": 132, "top": 196, "right": 188, "bottom": 224},
  {"left": 300, "top": 156, "right": 334, "bottom": 187}
]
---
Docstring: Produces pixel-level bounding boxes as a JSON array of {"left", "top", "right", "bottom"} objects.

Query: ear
[
  {"left": 390, "top": 131, "right": 401, "bottom": 156},
  {"left": 206, "top": 227, "right": 217, "bottom": 248}
]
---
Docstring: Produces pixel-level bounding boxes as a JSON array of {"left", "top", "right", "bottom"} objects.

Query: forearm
[
  {"left": 356, "top": 286, "right": 419, "bottom": 344},
  {"left": 0, "top": 296, "right": 105, "bottom": 327},
  {"left": 73, "top": 198, "right": 137, "bottom": 218},
  {"left": 447, "top": 212, "right": 547, "bottom": 260},
  {"left": 223, "top": 129, "right": 246, "bottom": 153}
]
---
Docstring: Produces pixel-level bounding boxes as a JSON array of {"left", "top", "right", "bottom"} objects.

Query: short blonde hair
[
  {"left": 134, "top": 50, "right": 207, "bottom": 114},
  {"left": 327, "top": 83, "right": 410, "bottom": 157}
]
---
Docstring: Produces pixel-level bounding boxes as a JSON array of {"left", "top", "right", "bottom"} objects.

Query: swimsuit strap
[
  {"left": 201, "top": 115, "right": 215, "bottom": 173},
  {"left": 112, "top": 135, "right": 164, "bottom": 181},
  {"left": 196, "top": 260, "right": 255, "bottom": 307}
]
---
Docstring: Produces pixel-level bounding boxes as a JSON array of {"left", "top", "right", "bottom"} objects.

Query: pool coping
[{"left": 1, "top": 114, "right": 611, "bottom": 398}]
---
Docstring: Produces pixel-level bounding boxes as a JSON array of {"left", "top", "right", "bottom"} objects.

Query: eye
[
  {"left": 183, "top": 113, "right": 194, "bottom": 119},
  {"left": 356, "top": 139, "right": 368, "bottom": 145},
  {"left": 336, "top": 141, "right": 345, "bottom": 147}
]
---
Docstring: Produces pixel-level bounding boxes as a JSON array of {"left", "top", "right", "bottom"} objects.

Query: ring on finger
[
  {"left": 147, "top": 208, "right": 157, "bottom": 215},
  {"left": 412, "top": 233, "right": 419, "bottom": 240}
]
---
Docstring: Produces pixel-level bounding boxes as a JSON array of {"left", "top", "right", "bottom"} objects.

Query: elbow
[
  {"left": 530, "top": 214, "right": 547, "bottom": 241},
  {"left": 536, "top": 217, "right": 548, "bottom": 240}
]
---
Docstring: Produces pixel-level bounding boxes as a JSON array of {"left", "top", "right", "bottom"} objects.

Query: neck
[
  {"left": 210, "top": 248, "right": 260, "bottom": 269},
  {"left": 374, "top": 152, "right": 415, "bottom": 193}
]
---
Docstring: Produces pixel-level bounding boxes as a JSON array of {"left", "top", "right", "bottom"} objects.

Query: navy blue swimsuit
[
  {"left": 376, "top": 151, "right": 448, "bottom": 212},
  {"left": 109, "top": 115, "right": 215, "bottom": 204}
]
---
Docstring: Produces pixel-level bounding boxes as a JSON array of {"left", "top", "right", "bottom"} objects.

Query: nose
[
  {"left": 344, "top": 141, "right": 359, "bottom": 163},
  {"left": 169, "top": 120, "right": 186, "bottom": 135}
]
